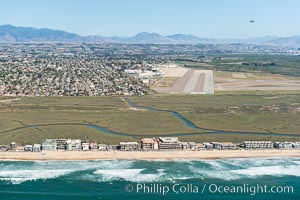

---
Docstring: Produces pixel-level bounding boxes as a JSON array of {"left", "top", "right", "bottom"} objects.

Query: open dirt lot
[
  {"left": 214, "top": 71, "right": 300, "bottom": 91},
  {"left": 160, "top": 67, "right": 188, "bottom": 77}
]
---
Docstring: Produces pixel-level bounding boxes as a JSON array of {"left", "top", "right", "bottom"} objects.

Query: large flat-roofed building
[
  {"left": 274, "top": 142, "right": 293, "bottom": 149},
  {"left": 244, "top": 141, "right": 273, "bottom": 149},
  {"left": 221, "top": 142, "right": 238, "bottom": 150},
  {"left": 211, "top": 142, "right": 238, "bottom": 150},
  {"left": 141, "top": 138, "right": 158, "bottom": 150},
  {"left": 54, "top": 139, "right": 67, "bottom": 150},
  {"left": 120, "top": 142, "right": 139, "bottom": 151},
  {"left": 66, "top": 139, "right": 82, "bottom": 151},
  {"left": 42, "top": 139, "right": 57, "bottom": 151},
  {"left": 158, "top": 137, "right": 182, "bottom": 150}
]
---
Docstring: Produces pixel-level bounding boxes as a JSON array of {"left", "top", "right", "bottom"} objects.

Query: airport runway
[{"left": 170, "top": 69, "right": 214, "bottom": 94}]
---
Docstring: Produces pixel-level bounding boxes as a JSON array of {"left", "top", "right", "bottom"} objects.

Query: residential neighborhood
[{"left": 1, "top": 138, "right": 300, "bottom": 152}]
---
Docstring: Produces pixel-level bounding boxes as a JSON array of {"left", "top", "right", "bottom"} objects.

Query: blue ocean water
[{"left": 0, "top": 158, "right": 299, "bottom": 200}]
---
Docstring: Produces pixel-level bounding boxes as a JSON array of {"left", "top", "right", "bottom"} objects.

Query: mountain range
[{"left": 0, "top": 24, "right": 299, "bottom": 47}]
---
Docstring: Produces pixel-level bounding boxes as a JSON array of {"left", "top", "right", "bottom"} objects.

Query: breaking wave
[
  {"left": 0, "top": 169, "right": 72, "bottom": 184},
  {"left": 93, "top": 168, "right": 165, "bottom": 182},
  {"left": 0, "top": 158, "right": 299, "bottom": 184}
]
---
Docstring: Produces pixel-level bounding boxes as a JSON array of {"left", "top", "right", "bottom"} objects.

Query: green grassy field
[{"left": 0, "top": 91, "right": 299, "bottom": 144}]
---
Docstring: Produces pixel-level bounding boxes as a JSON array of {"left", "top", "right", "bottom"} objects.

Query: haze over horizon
[{"left": 1, "top": 0, "right": 300, "bottom": 39}]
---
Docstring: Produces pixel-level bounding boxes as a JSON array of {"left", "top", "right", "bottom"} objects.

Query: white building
[
  {"left": 98, "top": 144, "right": 108, "bottom": 151},
  {"left": 292, "top": 142, "right": 300, "bottom": 149},
  {"left": 203, "top": 142, "right": 213, "bottom": 150},
  {"left": 158, "top": 137, "right": 182, "bottom": 150},
  {"left": 141, "top": 138, "right": 158, "bottom": 150},
  {"left": 24, "top": 145, "right": 33, "bottom": 151},
  {"left": 66, "top": 139, "right": 82, "bottom": 151},
  {"left": 274, "top": 142, "right": 293, "bottom": 149},
  {"left": 120, "top": 142, "right": 139, "bottom": 151},
  {"left": 244, "top": 141, "right": 273, "bottom": 149},
  {"left": 33, "top": 144, "right": 41, "bottom": 152},
  {"left": 90, "top": 142, "right": 98, "bottom": 151},
  {"left": 81, "top": 142, "right": 90, "bottom": 151},
  {"left": 42, "top": 139, "right": 57, "bottom": 151}
]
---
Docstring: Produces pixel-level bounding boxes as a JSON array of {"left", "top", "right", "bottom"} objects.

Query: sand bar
[{"left": 0, "top": 150, "right": 299, "bottom": 160}]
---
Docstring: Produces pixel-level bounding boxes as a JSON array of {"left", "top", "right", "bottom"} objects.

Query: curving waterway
[{"left": 1, "top": 99, "right": 299, "bottom": 138}]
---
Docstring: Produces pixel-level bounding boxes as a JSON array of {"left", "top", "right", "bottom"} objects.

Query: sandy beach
[{"left": 0, "top": 149, "right": 299, "bottom": 160}]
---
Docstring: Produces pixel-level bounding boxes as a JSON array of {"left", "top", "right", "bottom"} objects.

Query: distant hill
[
  {"left": 0, "top": 24, "right": 299, "bottom": 47},
  {"left": 166, "top": 34, "right": 216, "bottom": 44},
  {"left": 126, "top": 32, "right": 174, "bottom": 44},
  {"left": 264, "top": 36, "right": 300, "bottom": 47},
  {"left": 0, "top": 24, "right": 112, "bottom": 43},
  {"left": 0, "top": 24, "right": 83, "bottom": 42}
]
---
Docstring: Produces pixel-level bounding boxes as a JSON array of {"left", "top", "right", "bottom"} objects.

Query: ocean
[{"left": 0, "top": 157, "right": 299, "bottom": 200}]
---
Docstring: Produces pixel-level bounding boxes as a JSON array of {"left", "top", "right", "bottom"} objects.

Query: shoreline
[{"left": 0, "top": 149, "right": 299, "bottom": 161}]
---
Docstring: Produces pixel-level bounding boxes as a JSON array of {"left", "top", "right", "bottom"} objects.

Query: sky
[{"left": 1, "top": 0, "right": 299, "bottom": 38}]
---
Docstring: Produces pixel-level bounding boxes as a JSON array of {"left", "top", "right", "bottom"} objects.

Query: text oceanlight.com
[{"left": 125, "top": 183, "right": 294, "bottom": 196}]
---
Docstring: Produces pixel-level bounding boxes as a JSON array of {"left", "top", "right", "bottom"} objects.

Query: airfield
[
  {"left": 152, "top": 67, "right": 214, "bottom": 94},
  {"left": 152, "top": 66, "right": 300, "bottom": 94}
]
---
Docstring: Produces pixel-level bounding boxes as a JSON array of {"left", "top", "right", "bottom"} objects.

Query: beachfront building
[
  {"left": 188, "top": 142, "right": 198, "bottom": 150},
  {"left": 211, "top": 142, "right": 238, "bottom": 150},
  {"left": 82, "top": 142, "right": 90, "bottom": 151},
  {"left": 181, "top": 142, "right": 189, "bottom": 150},
  {"left": 141, "top": 138, "right": 159, "bottom": 150},
  {"left": 197, "top": 143, "right": 206, "bottom": 150},
  {"left": 90, "top": 142, "right": 98, "bottom": 151},
  {"left": 243, "top": 141, "right": 273, "bottom": 149},
  {"left": 274, "top": 142, "right": 293, "bottom": 149},
  {"left": 120, "top": 142, "right": 139, "bottom": 151},
  {"left": 180, "top": 142, "right": 198, "bottom": 150},
  {"left": 66, "top": 139, "right": 82, "bottom": 151},
  {"left": 33, "top": 144, "right": 41, "bottom": 152},
  {"left": 158, "top": 137, "right": 182, "bottom": 150},
  {"left": 221, "top": 142, "right": 238, "bottom": 150},
  {"left": 42, "top": 139, "right": 57, "bottom": 151},
  {"left": 55, "top": 139, "right": 67, "bottom": 150},
  {"left": 203, "top": 142, "right": 213, "bottom": 150},
  {"left": 106, "top": 145, "right": 115, "bottom": 151},
  {"left": 24, "top": 145, "right": 33, "bottom": 151},
  {"left": 292, "top": 142, "right": 300, "bottom": 149},
  {"left": 10, "top": 142, "right": 17, "bottom": 151},
  {"left": 211, "top": 142, "right": 223, "bottom": 149},
  {"left": 0, "top": 145, "right": 8, "bottom": 152},
  {"left": 98, "top": 144, "right": 108, "bottom": 151}
]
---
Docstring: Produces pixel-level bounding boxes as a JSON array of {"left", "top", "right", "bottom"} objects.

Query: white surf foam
[
  {"left": 1, "top": 158, "right": 299, "bottom": 184},
  {"left": 0, "top": 169, "right": 72, "bottom": 184},
  {"left": 0, "top": 160, "right": 135, "bottom": 184},
  {"left": 232, "top": 165, "right": 300, "bottom": 177},
  {"left": 188, "top": 158, "right": 300, "bottom": 180},
  {"left": 94, "top": 168, "right": 165, "bottom": 182}
]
